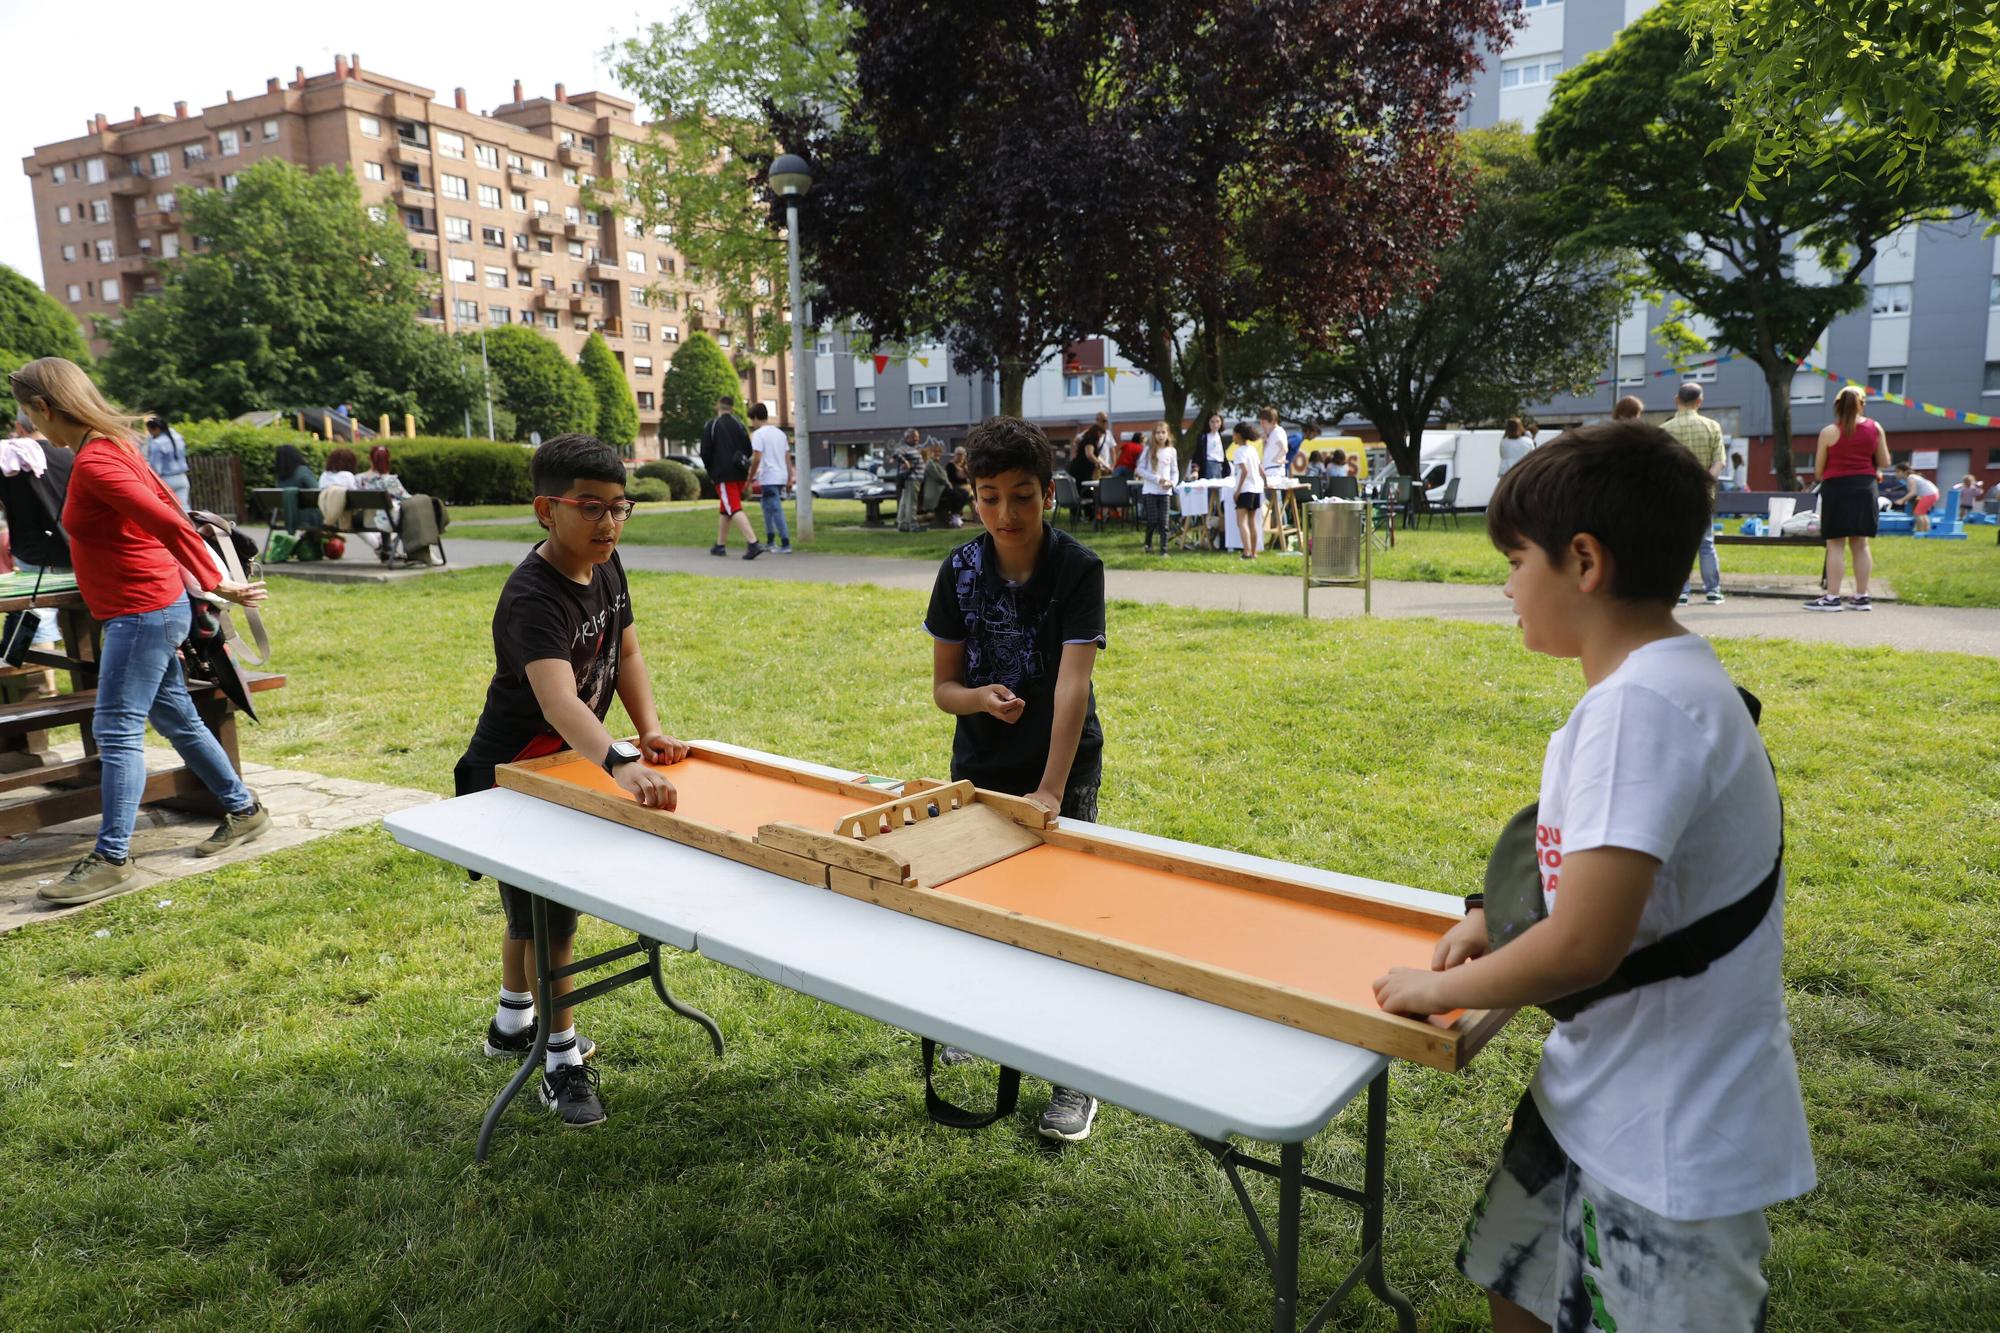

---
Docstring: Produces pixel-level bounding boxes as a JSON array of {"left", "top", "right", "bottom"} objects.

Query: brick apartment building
[{"left": 20, "top": 55, "right": 789, "bottom": 459}]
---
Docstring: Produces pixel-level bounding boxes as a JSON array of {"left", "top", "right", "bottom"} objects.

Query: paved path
[
  {"left": 422, "top": 538, "right": 2000, "bottom": 658},
  {"left": 1, "top": 753, "right": 436, "bottom": 935}
]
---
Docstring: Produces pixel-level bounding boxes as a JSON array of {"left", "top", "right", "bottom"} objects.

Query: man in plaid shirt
[{"left": 1661, "top": 382, "right": 1727, "bottom": 604}]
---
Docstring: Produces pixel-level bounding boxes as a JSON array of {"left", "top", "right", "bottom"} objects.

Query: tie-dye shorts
[{"left": 1457, "top": 1091, "right": 1772, "bottom": 1332}]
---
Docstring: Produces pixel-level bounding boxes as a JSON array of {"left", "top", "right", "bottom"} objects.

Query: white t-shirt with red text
[{"left": 1529, "top": 633, "right": 1815, "bottom": 1221}]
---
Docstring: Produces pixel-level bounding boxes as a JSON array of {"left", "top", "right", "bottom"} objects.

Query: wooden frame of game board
[{"left": 497, "top": 747, "right": 1509, "bottom": 1072}]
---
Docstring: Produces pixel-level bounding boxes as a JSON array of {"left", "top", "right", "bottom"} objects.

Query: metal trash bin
[{"left": 1303, "top": 498, "right": 1372, "bottom": 616}]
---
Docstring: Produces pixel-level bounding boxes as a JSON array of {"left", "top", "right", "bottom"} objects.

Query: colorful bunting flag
[
  {"left": 873, "top": 354, "right": 890, "bottom": 374},
  {"left": 1795, "top": 361, "right": 1999, "bottom": 428}
]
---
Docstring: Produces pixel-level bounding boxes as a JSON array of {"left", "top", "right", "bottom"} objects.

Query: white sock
[
  {"left": 545, "top": 1025, "right": 582, "bottom": 1071},
  {"left": 495, "top": 987, "right": 535, "bottom": 1036}
]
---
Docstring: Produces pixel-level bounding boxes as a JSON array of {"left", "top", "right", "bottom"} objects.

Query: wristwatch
[{"left": 602, "top": 740, "right": 642, "bottom": 777}]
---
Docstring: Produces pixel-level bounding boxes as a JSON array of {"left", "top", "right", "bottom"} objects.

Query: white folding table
[{"left": 384, "top": 742, "right": 1459, "bottom": 1332}]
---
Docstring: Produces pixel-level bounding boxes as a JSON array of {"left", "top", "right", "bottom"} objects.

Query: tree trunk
[
  {"left": 1378, "top": 418, "right": 1417, "bottom": 479},
  {"left": 1763, "top": 365, "right": 1799, "bottom": 491},
  {"left": 1000, "top": 362, "right": 1027, "bottom": 419}
]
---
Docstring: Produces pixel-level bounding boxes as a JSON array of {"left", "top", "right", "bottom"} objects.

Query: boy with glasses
[{"left": 453, "top": 434, "right": 686, "bottom": 1128}]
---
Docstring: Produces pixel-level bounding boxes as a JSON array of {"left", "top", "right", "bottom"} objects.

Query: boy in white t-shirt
[
  {"left": 1373, "top": 421, "right": 1814, "bottom": 1332},
  {"left": 747, "top": 402, "right": 795, "bottom": 553}
]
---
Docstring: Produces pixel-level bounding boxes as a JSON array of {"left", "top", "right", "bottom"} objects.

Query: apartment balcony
[
  {"left": 575, "top": 296, "right": 604, "bottom": 316},
  {"left": 529, "top": 213, "right": 565, "bottom": 236},
  {"left": 506, "top": 165, "right": 540, "bottom": 189},
  {"left": 393, "top": 183, "right": 433, "bottom": 209},
  {"left": 112, "top": 174, "right": 153, "bottom": 197},
  {"left": 533, "top": 289, "right": 566, "bottom": 311},
  {"left": 120, "top": 253, "right": 157, "bottom": 278},
  {"left": 513, "top": 248, "right": 543, "bottom": 267},
  {"left": 585, "top": 262, "right": 623, "bottom": 285},
  {"left": 133, "top": 203, "right": 175, "bottom": 231},
  {"left": 558, "top": 143, "right": 593, "bottom": 169},
  {"left": 598, "top": 318, "right": 624, "bottom": 339},
  {"left": 392, "top": 142, "right": 428, "bottom": 168}
]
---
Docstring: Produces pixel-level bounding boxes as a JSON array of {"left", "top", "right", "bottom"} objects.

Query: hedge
[
  {"left": 183, "top": 422, "right": 536, "bottom": 505},
  {"left": 655, "top": 461, "right": 700, "bottom": 501},
  {"left": 626, "top": 476, "right": 670, "bottom": 503}
]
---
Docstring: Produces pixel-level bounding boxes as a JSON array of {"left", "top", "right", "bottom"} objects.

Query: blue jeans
[
  {"left": 759, "top": 488, "right": 790, "bottom": 546},
  {"left": 95, "top": 598, "right": 254, "bottom": 860},
  {"left": 1684, "top": 525, "right": 1721, "bottom": 596}
]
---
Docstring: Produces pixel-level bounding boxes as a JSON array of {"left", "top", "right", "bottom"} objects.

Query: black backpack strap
[{"left": 921, "top": 1037, "right": 1021, "bottom": 1130}]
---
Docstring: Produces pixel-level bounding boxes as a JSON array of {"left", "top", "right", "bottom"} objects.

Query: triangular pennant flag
[
  {"left": 873, "top": 354, "right": 889, "bottom": 374},
  {"left": 1105, "top": 366, "right": 1120, "bottom": 381},
  {"left": 915, "top": 356, "right": 930, "bottom": 368}
]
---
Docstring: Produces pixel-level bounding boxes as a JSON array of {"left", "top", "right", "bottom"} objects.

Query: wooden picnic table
[{"left": 0, "top": 578, "right": 285, "bottom": 834}]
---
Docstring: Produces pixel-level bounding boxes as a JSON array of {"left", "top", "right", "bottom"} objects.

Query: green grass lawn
[
  {"left": 471, "top": 500, "right": 2000, "bottom": 609},
  {"left": 2, "top": 571, "right": 1995, "bottom": 1329}
]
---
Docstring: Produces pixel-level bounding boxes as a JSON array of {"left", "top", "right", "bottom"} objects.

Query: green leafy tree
[
  {"left": 101, "top": 159, "right": 440, "bottom": 420},
  {"left": 0, "top": 264, "right": 93, "bottom": 370},
  {"left": 479, "top": 325, "right": 597, "bottom": 442},
  {"left": 659, "top": 333, "right": 738, "bottom": 449},
  {"left": 605, "top": 0, "right": 858, "bottom": 358},
  {"left": 1537, "top": 0, "right": 2000, "bottom": 489},
  {"left": 1686, "top": 0, "right": 1999, "bottom": 192},
  {"left": 578, "top": 332, "right": 639, "bottom": 453},
  {"left": 1233, "top": 128, "right": 1632, "bottom": 477}
]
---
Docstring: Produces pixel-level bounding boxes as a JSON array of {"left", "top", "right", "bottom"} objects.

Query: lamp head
[{"left": 768, "top": 153, "right": 813, "bottom": 198}]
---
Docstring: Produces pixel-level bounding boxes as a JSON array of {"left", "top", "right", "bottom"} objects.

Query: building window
[
  {"left": 445, "top": 216, "right": 472, "bottom": 242},
  {"left": 368, "top": 205, "right": 387, "bottom": 223},
  {"left": 478, "top": 184, "right": 501, "bottom": 209},
  {"left": 156, "top": 192, "right": 176, "bottom": 212},
  {"left": 813, "top": 332, "right": 834, "bottom": 355},
  {"left": 655, "top": 254, "right": 674, "bottom": 275},
  {"left": 563, "top": 204, "right": 581, "bottom": 225},
  {"left": 630, "top": 288, "right": 648, "bottom": 308},
  {"left": 437, "top": 131, "right": 466, "bottom": 160},
  {"left": 510, "top": 190, "right": 527, "bottom": 212},
  {"left": 1869, "top": 282, "right": 1912, "bottom": 316},
  {"left": 857, "top": 386, "right": 876, "bottom": 411},
  {"left": 101, "top": 277, "right": 121, "bottom": 302},
  {"left": 485, "top": 266, "right": 508, "bottom": 289},
  {"left": 183, "top": 144, "right": 206, "bottom": 167},
  {"left": 566, "top": 240, "right": 585, "bottom": 259},
  {"left": 817, "top": 390, "right": 836, "bottom": 413},
  {"left": 516, "top": 267, "right": 533, "bottom": 287},
  {"left": 474, "top": 144, "right": 499, "bottom": 170},
  {"left": 263, "top": 119, "right": 280, "bottom": 141},
  {"left": 1866, "top": 368, "right": 1906, "bottom": 396},
  {"left": 148, "top": 151, "right": 170, "bottom": 177},
  {"left": 162, "top": 234, "right": 180, "bottom": 258},
  {"left": 1520, "top": 0, "right": 1562, "bottom": 7},
  {"left": 1983, "top": 362, "right": 2000, "bottom": 396},
  {"left": 397, "top": 122, "right": 429, "bottom": 148},
  {"left": 662, "top": 325, "right": 679, "bottom": 342},
  {"left": 624, "top": 250, "right": 644, "bottom": 273},
  {"left": 543, "top": 311, "right": 560, "bottom": 329},
  {"left": 1791, "top": 375, "right": 1825, "bottom": 403},
  {"left": 491, "top": 306, "right": 512, "bottom": 324},
  {"left": 56, "top": 205, "right": 72, "bottom": 224},
  {"left": 453, "top": 298, "right": 481, "bottom": 324},
  {"left": 637, "top": 391, "right": 655, "bottom": 410},
  {"left": 580, "top": 134, "right": 597, "bottom": 153},
  {"left": 441, "top": 174, "right": 469, "bottom": 201},
  {"left": 531, "top": 159, "right": 548, "bottom": 178},
  {"left": 563, "top": 168, "right": 579, "bottom": 187},
  {"left": 1501, "top": 56, "right": 1562, "bottom": 89},
  {"left": 1617, "top": 354, "right": 1646, "bottom": 386},
  {"left": 359, "top": 115, "right": 381, "bottom": 138},
  {"left": 587, "top": 281, "right": 605, "bottom": 298},
  {"left": 51, "top": 165, "right": 66, "bottom": 184},
  {"left": 448, "top": 257, "right": 476, "bottom": 284},
  {"left": 60, "top": 244, "right": 75, "bottom": 262},
  {"left": 481, "top": 225, "right": 505, "bottom": 247},
  {"left": 912, "top": 384, "right": 948, "bottom": 408},
  {"left": 532, "top": 198, "right": 550, "bottom": 218},
  {"left": 634, "top": 357, "right": 653, "bottom": 376},
  {"left": 623, "top": 216, "right": 643, "bottom": 238},
  {"left": 364, "top": 162, "right": 386, "bottom": 182},
  {"left": 91, "top": 199, "right": 110, "bottom": 223},
  {"left": 64, "top": 283, "right": 81, "bottom": 302},
  {"left": 94, "top": 239, "right": 114, "bottom": 263},
  {"left": 84, "top": 158, "right": 106, "bottom": 184},
  {"left": 403, "top": 210, "right": 428, "bottom": 232},
  {"left": 1063, "top": 373, "right": 1103, "bottom": 399},
  {"left": 717, "top": 332, "right": 733, "bottom": 348},
  {"left": 218, "top": 130, "right": 239, "bottom": 156},
  {"left": 762, "top": 368, "right": 777, "bottom": 385}
]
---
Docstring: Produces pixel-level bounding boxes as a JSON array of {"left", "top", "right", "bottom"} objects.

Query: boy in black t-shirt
[
  {"left": 923, "top": 415, "right": 1108, "bottom": 1142},
  {"left": 454, "top": 434, "right": 685, "bottom": 1128}
]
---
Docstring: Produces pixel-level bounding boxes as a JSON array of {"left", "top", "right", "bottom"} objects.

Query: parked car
[
  {"left": 662, "top": 452, "right": 717, "bottom": 500},
  {"left": 812, "top": 468, "right": 897, "bottom": 501}
]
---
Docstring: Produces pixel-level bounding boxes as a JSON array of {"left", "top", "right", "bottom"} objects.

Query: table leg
[
  {"left": 1362, "top": 1070, "right": 1418, "bottom": 1332},
  {"left": 1274, "top": 1140, "right": 1304, "bottom": 1333},
  {"left": 477, "top": 893, "right": 553, "bottom": 1164},
  {"left": 646, "top": 939, "right": 724, "bottom": 1057}
]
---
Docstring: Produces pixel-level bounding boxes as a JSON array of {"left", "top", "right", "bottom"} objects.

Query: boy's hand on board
[
  {"left": 617, "top": 762, "right": 678, "bottom": 811},
  {"left": 640, "top": 732, "right": 688, "bottom": 764},
  {"left": 1025, "top": 786, "right": 1062, "bottom": 818},
  {"left": 976, "top": 684, "right": 1025, "bottom": 724},
  {"left": 1372, "top": 966, "right": 1447, "bottom": 1017},
  {"left": 1432, "top": 912, "right": 1489, "bottom": 970}
]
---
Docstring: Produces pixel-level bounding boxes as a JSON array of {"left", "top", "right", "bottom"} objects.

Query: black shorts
[
  {"left": 1235, "top": 491, "right": 1263, "bottom": 512},
  {"left": 499, "top": 882, "right": 578, "bottom": 942},
  {"left": 1818, "top": 474, "right": 1878, "bottom": 540}
]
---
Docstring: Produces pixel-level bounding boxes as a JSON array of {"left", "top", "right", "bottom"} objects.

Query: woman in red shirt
[
  {"left": 1806, "top": 384, "right": 1891, "bottom": 612},
  {"left": 9, "top": 359, "right": 271, "bottom": 904}
]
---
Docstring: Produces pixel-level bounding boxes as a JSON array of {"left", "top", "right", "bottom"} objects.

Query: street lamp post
[{"left": 769, "top": 153, "right": 814, "bottom": 543}]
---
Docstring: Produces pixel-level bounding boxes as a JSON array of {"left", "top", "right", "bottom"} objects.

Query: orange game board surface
[{"left": 530, "top": 756, "right": 868, "bottom": 837}]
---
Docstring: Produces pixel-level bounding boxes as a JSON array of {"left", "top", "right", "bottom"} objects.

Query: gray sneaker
[
  {"left": 1038, "top": 1086, "right": 1099, "bottom": 1142},
  {"left": 195, "top": 801, "right": 270, "bottom": 857},
  {"left": 41, "top": 852, "right": 135, "bottom": 905}
]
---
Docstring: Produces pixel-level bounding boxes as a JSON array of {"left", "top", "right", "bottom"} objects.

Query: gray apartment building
[{"left": 1462, "top": 0, "right": 1999, "bottom": 491}]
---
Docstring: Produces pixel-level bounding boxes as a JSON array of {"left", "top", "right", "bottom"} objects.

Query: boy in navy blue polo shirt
[{"left": 923, "top": 415, "right": 1107, "bottom": 1142}]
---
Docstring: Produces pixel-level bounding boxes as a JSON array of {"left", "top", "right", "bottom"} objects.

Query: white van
[{"left": 1417, "top": 430, "right": 1513, "bottom": 510}]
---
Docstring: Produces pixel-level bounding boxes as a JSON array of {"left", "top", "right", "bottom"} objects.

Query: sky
[{"left": 1, "top": 0, "right": 682, "bottom": 286}]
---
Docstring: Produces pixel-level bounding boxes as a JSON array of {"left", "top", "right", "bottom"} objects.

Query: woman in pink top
[{"left": 1806, "top": 385, "right": 1891, "bottom": 612}]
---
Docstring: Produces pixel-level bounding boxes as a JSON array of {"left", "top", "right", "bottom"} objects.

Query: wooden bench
[
  {"left": 0, "top": 670, "right": 286, "bottom": 835},
  {"left": 860, "top": 492, "right": 899, "bottom": 527}
]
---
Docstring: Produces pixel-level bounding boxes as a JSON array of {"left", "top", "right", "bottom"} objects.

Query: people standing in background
[
  {"left": 1497, "top": 417, "right": 1534, "bottom": 477},
  {"left": 1258, "top": 407, "right": 1288, "bottom": 481},
  {"left": 747, "top": 402, "right": 795, "bottom": 553},
  {"left": 1230, "top": 421, "right": 1267, "bottom": 559},
  {"left": 1805, "top": 384, "right": 1890, "bottom": 611},
  {"left": 1113, "top": 430, "right": 1143, "bottom": 479},
  {"left": 1067, "top": 421, "right": 1104, "bottom": 485},
  {"left": 1952, "top": 470, "right": 1984, "bottom": 513},
  {"left": 699, "top": 394, "right": 762, "bottom": 560},
  {"left": 143, "top": 416, "right": 190, "bottom": 510},
  {"left": 0, "top": 411, "right": 74, "bottom": 656},
  {"left": 1202, "top": 414, "right": 1226, "bottom": 480},
  {"left": 1611, "top": 397, "right": 1644, "bottom": 422},
  {"left": 1727, "top": 451, "right": 1748, "bottom": 492},
  {"left": 1659, "top": 383, "right": 1726, "bottom": 605},
  {"left": 1135, "top": 420, "right": 1177, "bottom": 555}
]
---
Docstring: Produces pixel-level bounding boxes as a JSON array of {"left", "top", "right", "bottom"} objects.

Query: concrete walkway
[
  {"left": 423, "top": 537, "right": 2000, "bottom": 659},
  {"left": 0, "top": 750, "right": 436, "bottom": 935}
]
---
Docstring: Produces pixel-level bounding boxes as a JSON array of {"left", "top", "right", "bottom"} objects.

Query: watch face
[{"left": 609, "top": 741, "right": 642, "bottom": 763}]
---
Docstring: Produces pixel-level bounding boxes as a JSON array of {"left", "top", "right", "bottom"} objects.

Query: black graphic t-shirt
[
  {"left": 923, "top": 525, "right": 1106, "bottom": 795},
  {"left": 456, "top": 544, "right": 634, "bottom": 794}
]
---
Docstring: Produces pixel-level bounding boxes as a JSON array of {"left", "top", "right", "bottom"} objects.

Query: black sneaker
[
  {"left": 1803, "top": 594, "right": 1845, "bottom": 612},
  {"left": 708, "top": 543, "right": 727, "bottom": 557},
  {"left": 1705, "top": 591, "right": 1725, "bottom": 604},
  {"left": 1845, "top": 595, "right": 1873, "bottom": 612},
  {"left": 1038, "top": 1086, "right": 1099, "bottom": 1142},
  {"left": 483, "top": 1018, "right": 595, "bottom": 1061},
  {"left": 537, "top": 1061, "right": 607, "bottom": 1127},
  {"left": 743, "top": 541, "right": 764, "bottom": 560}
]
